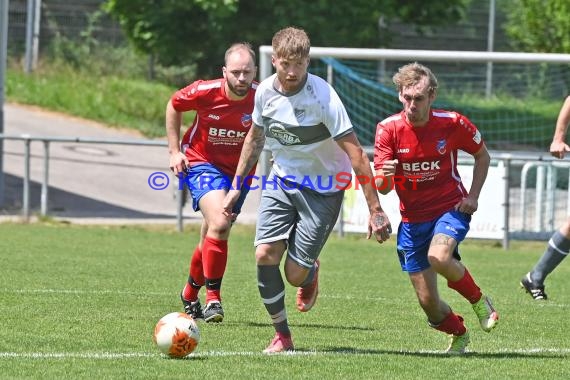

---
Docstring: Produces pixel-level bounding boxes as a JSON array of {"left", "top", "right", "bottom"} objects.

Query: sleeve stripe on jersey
[
  {"left": 432, "top": 111, "right": 457, "bottom": 119},
  {"left": 380, "top": 114, "right": 402, "bottom": 125},
  {"left": 197, "top": 82, "right": 222, "bottom": 91}
]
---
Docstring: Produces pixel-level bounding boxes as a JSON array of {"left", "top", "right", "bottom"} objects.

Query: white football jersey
[{"left": 252, "top": 73, "right": 353, "bottom": 193}]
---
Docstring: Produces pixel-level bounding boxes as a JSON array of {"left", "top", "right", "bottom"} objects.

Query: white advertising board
[{"left": 340, "top": 163, "right": 505, "bottom": 240}]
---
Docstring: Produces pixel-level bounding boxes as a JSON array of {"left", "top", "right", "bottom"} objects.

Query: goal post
[
  {"left": 260, "top": 45, "right": 570, "bottom": 149},
  {"left": 259, "top": 45, "right": 570, "bottom": 81}
]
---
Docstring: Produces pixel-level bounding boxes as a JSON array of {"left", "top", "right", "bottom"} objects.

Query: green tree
[
  {"left": 104, "top": 0, "right": 471, "bottom": 79},
  {"left": 502, "top": 0, "right": 570, "bottom": 93},
  {"left": 103, "top": 0, "right": 238, "bottom": 80},
  {"left": 503, "top": 0, "right": 570, "bottom": 53}
]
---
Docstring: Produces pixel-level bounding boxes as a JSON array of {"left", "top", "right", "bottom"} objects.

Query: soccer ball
[{"left": 153, "top": 312, "right": 200, "bottom": 358}]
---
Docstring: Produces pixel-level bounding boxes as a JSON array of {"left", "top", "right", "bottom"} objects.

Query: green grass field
[{"left": 1, "top": 222, "right": 569, "bottom": 379}]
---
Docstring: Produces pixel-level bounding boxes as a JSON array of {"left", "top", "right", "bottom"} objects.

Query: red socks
[
  {"left": 447, "top": 268, "right": 482, "bottom": 304},
  {"left": 182, "top": 237, "right": 229, "bottom": 303},
  {"left": 202, "top": 236, "right": 228, "bottom": 303},
  {"left": 182, "top": 245, "right": 204, "bottom": 301},
  {"left": 431, "top": 312, "right": 467, "bottom": 336}
]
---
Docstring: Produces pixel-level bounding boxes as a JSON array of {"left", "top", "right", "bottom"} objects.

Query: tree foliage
[
  {"left": 503, "top": 0, "right": 570, "bottom": 53},
  {"left": 104, "top": 0, "right": 471, "bottom": 78}
]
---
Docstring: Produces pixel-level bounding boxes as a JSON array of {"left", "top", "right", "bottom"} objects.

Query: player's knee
[
  {"left": 283, "top": 261, "right": 309, "bottom": 286},
  {"left": 255, "top": 244, "right": 283, "bottom": 265},
  {"left": 206, "top": 217, "right": 232, "bottom": 236},
  {"left": 427, "top": 254, "right": 448, "bottom": 271},
  {"left": 560, "top": 218, "right": 570, "bottom": 236},
  {"left": 284, "top": 270, "right": 305, "bottom": 287}
]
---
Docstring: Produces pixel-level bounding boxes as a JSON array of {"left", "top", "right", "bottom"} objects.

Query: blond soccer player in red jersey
[{"left": 374, "top": 62, "right": 499, "bottom": 354}]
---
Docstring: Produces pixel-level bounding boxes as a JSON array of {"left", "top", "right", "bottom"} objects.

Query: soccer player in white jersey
[
  {"left": 223, "top": 26, "right": 392, "bottom": 353},
  {"left": 374, "top": 62, "right": 498, "bottom": 354},
  {"left": 521, "top": 95, "right": 570, "bottom": 300}
]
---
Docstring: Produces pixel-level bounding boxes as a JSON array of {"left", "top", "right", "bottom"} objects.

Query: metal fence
[
  {"left": 2, "top": 133, "right": 569, "bottom": 249},
  {"left": 8, "top": 0, "right": 124, "bottom": 54},
  {"left": 0, "top": 133, "right": 189, "bottom": 230}
]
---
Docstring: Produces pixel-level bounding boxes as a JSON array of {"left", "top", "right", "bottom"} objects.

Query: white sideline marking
[
  {"left": 1, "top": 288, "right": 170, "bottom": 296},
  {"left": 1, "top": 289, "right": 387, "bottom": 302},
  {"left": 2, "top": 348, "right": 570, "bottom": 360},
  {"left": 0, "top": 352, "right": 156, "bottom": 359},
  {"left": 3, "top": 289, "right": 568, "bottom": 307}
]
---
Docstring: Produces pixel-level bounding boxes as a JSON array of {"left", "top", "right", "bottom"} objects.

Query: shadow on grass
[
  {"left": 227, "top": 323, "right": 569, "bottom": 359},
  {"left": 320, "top": 346, "right": 569, "bottom": 359},
  {"left": 239, "top": 321, "right": 375, "bottom": 332}
]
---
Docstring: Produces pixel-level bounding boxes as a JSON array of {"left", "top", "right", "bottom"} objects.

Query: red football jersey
[
  {"left": 172, "top": 78, "right": 257, "bottom": 176},
  {"left": 374, "top": 109, "right": 484, "bottom": 223}
]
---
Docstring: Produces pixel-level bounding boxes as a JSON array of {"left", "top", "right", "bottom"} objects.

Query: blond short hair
[
  {"left": 271, "top": 27, "right": 310, "bottom": 60},
  {"left": 393, "top": 62, "right": 438, "bottom": 93}
]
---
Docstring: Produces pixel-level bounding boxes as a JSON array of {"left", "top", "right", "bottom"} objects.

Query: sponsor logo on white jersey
[{"left": 268, "top": 123, "right": 301, "bottom": 145}]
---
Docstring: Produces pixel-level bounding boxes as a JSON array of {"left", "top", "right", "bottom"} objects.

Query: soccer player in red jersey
[
  {"left": 166, "top": 43, "right": 257, "bottom": 323},
  {"left": 374, "top": 62, "right": 499, "bottom": 354}
]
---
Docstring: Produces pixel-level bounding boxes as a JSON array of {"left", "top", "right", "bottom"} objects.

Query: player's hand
[
  {"left": 454, "top": 196, "right": 478, "bottom": 215},
  {"left": 550, "top": 141, "right": 570, "bottom": 159},
  {"left": 382, "top": 159, "right": 399, "bottom": 177},
  {"left": 222, "top": 189, "right": 241, "bottom": 219},
  {"left": 368, "top": 210, "right": 392, "bottom": 243},
  {"left": 169, "top": 152, "right": 190, "bottom": 175}
]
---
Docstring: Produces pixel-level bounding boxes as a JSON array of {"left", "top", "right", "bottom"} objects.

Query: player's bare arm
[
  {"left": 165, "top": 99, "right": 189, "bottom": 175},
  {"left": 550, "top": 96, "right": 570, "bottom": 159},
  {"left": 455, "top": 144, "right": 490, "bottom": 214},
  {"left": 336, "top": 132, "right": 392, "bottom": 243},
  {"left": 223, "top": 125, "right": 266, "bottom": 216},
  {"left": 375, "top": 159, "right": 398, "bottom": 195}
]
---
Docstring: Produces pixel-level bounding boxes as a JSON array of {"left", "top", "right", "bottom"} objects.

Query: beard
[{"left": 227, "top": 81, "right": 250, "bottom": 97}]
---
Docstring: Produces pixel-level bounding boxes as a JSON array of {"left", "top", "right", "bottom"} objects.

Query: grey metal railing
[
  {"left": 519, "top": 161, "right": 570, "bottom": 233},
  {"left": 0, "top": 134, "right": 189, "bottom": 230},
  {"left": 3, "top": 134, "right": 570, "bottom": 249}
]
